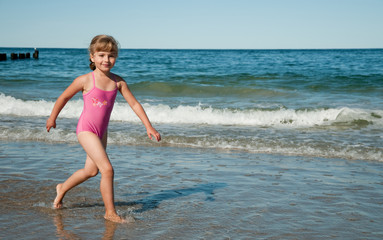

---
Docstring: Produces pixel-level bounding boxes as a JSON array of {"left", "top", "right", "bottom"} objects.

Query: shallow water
[{"left": 1, "top": 141, "right": 383, "bottom": 239}]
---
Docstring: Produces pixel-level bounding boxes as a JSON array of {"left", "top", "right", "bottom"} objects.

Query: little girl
[{"left": 46, "top": 35, "right": 161, "bottom": 223}]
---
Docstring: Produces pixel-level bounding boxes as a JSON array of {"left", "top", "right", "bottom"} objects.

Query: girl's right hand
[
  {"left": 147, "top": 126, "right": 161, "bottom": 142},
  {"left": 46, "top": 118, "right": 56, "bottom": 132}
]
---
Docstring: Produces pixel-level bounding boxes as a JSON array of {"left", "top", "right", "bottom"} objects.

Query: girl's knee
[
  {"left": 100, "top": 166, "right": 114, "bottom": 178},
  {"left": 83, "top": 167, "right": 99, "bottom": 178},
  {"left": 87, "top": 169, "right": 99, "bottom": 178}
]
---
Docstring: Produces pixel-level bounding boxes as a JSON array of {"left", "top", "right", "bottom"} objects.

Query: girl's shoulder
[
  {"left": 112, "top": 73, "right": 125, "bottom": 82},
  {"left": 74, "top": 72, "right": 92, "bottom": 83},
  {"left": 72, "top": 72, "right": 93, "bottom": 91},
  {"left": 112, "top": 73, "right": 128, "bottom": 87}
]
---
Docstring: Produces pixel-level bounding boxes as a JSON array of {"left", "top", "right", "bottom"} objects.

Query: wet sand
[{"left": 1, "top": 141, "right": 383, "bottom": 239}]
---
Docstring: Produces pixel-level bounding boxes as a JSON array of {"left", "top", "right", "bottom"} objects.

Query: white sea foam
[
  {"left": 1, "top": 93, "right": 382, "bottom": 128},
  {"left": 1, "top": 123, "right": 382, "bottom": 162}
]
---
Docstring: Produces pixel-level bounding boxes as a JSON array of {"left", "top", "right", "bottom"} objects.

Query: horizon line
[{"left": 1, "top": 46, "right": 383, "bottom": 51}]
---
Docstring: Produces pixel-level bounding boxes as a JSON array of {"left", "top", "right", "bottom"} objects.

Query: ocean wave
[
  {"left": 129, "top": 80, "right": 284, "bottom": 98},
  {"left": 1, "top": 126, "right": 381, "bottom": 162},
  {"left": 1, "top": 93, "right": 382, "bottom": 128}
]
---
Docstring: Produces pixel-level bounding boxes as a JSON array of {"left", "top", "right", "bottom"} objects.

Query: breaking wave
[{"left": 1, "top": 93, "right": 382, "bottom": 128}]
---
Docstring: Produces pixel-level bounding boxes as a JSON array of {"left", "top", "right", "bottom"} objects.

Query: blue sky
[{"left": 1, "top": 0, "right": 382, "bottom": 49}]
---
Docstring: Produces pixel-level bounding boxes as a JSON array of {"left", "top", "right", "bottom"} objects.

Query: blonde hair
[{"left": 88, "top": 35, "right": 119, "bottom": 70}]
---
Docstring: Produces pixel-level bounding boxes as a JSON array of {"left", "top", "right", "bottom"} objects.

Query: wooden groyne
[{"left": 0, "top": 49, "right": 39, "bottom": 61}]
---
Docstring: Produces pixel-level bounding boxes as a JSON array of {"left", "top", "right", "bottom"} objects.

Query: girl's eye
[{"left": 96, "top": 53, "right": 116, "bottom": 58}]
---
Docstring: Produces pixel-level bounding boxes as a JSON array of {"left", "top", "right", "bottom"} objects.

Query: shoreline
[{"left": 1, "top": 140, "right": 383, "bottom": 239}]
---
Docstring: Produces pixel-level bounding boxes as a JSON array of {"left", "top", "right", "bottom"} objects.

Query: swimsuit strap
[{"left": 92, "top": 71, "right": 96, "bottom": 89}]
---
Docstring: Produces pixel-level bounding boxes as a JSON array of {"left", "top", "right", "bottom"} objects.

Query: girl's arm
[
  {"left": 118, "top": 78, "right": 161, "bottom": 142},
  {"left": 46, "top": 76, "right": 84, "bottom": 132}
]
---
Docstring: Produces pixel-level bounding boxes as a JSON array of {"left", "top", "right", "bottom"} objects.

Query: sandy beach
[{"left": 1, "top": 140, "right": 382, "bottom": 239}]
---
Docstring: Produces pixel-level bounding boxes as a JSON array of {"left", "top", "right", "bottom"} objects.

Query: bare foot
[
  {"left": 104, "top": 213, "right": 127, "bottom": 224},
  {"left": 53, "top": 183, "right": 64, "bottom": 209}
]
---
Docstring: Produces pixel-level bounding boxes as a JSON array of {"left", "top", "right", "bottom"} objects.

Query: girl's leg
[
  {"left": 54, "top": 132, "right": 108, "bottom": 208},
  {"left": 54, "top": 152, "right": 99, "bottom": 208},
  {"left": 77, "top": 132, "right": 125, "bottom": 223}
]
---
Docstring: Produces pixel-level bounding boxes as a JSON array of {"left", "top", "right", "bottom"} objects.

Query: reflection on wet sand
[
  {"left": 51, "top": 183, "right": 227, "bottom": 238},
  {"left": 54, "top": 213, "right": 118, "bottom": 240},
  {"left": 54, "top": 213, "right": 80, "bottom": 239}
]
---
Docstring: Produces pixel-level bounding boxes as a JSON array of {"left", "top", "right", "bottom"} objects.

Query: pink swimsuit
[{"left": 76, "top": 72, "right": 118, "bottom": 139}]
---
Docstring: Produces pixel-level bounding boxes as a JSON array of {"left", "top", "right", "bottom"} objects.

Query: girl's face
[{"left": 90, "top": 51, "right": 117, "bottom": 72}]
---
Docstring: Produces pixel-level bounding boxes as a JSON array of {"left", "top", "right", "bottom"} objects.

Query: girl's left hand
[{"left": 147, "top": 127, "right": 161, "bottom": 142}]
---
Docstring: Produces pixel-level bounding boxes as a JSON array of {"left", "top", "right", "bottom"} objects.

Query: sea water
[
  {"left": 1, "top": 48, "right": 382, "bottom": 161},
  {"left": 1, "top": 48, "right": 383, "bottom": 239}
]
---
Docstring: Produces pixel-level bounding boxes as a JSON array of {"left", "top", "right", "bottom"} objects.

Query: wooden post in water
[
  {"left": 11, "top": 53, "right": 18, "bottom": 60},
  {"left": 0, "top": 53, "right": 6, "bottom": 61},
  {"left": 1, "top": 51, "right": 37, "bottom": 61},
  {"left": 33, "top": 49, "right": 39, "bottom": 59}
]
